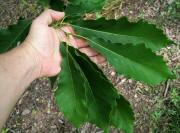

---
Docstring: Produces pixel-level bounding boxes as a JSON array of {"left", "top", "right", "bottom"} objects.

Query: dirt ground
[{"left": 0, "top": 0, "right": 179, "bottom": 133}]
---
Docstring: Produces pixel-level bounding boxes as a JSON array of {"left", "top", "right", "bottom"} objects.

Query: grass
[
  {"left": 150, "top": 87, "right": 180, "bottom": 133},
  {"left": 166, "top": 0, "right": 180, "bottom": 20},
  {"left": 1, "top": 128, "right": 9, "bottom": 133}
]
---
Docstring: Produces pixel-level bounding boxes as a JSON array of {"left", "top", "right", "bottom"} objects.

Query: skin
[{"left": 0, "top": 9, "right": 105, "bottom": 130}]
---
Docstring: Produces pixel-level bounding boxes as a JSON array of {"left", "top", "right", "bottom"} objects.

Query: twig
[
  {"left": 164, "top": 80, "right": 170, "bottom": 98},
  {"left": 172, "top": 55, "right": 180, "bottom": 61}
]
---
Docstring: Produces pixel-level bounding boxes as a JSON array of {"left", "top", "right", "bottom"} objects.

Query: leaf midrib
[
  {"left": 71, "top": 24, "right": 147, "bottom": 44},
  {"left": 70, "top": 49, "right": 98, "bottom": 114},
  {"left": 66, "top": 46, "right": 79, "bottom": 114},
  {"left": 70, "top": 30, "right": 167, "bottom": 82},
  {"left": 75, "top": 32, "right": 160, "bottom": 76},
  {"left": 71, "top": 48, "right": 110, "bottom": 121},
  {"left": 67, "top": 46, "right": 100, "bottom": 121}
]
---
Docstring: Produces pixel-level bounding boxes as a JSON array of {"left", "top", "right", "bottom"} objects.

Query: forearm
[{"left": 0, "top": 43, "right": 40, "bottom": 130}]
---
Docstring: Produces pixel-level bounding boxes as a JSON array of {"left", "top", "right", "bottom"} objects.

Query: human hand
[{"left": 23, "top": 9, "right": 105, "bottom": 78}]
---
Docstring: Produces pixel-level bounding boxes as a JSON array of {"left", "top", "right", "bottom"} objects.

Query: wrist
[{"left": 19, "top": 41, "right": 42, "bottom": 79}]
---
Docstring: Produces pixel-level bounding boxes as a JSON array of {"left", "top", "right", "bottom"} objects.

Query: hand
[
  {"left": 23, "top": 9, "right": 105, "bottom": 78},
  {"left": 57, "top": 26, "right": 106, "bottom": 64}
]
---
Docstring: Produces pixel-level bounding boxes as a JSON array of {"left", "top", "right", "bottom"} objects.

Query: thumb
[{"left": 35, "top": 9, "right": 65, "bottom": 25}]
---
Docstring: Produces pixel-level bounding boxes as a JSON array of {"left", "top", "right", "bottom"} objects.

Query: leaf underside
[{"left": 55, "top": 44, "right": 134, "bottom": 133}]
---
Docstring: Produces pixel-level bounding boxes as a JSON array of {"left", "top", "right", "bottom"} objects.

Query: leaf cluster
[{"left": 0, "top": 0, "right": 176, "bottom": 132}]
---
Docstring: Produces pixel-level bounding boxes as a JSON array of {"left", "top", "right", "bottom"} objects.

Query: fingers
[
  {"left": 57, "top": 26, "right": 89, "bottom": 48},
  {"left": 60, "top": 26, "right": 77, "bottom": 47},
  {"left": 90, "top": 55, "right": 106, "bottom": 64},
  {"left": 56, "top": 26, "right": 106, "bottom": 64},
  {"left": 74, "top": 38, "right": 89, "bottom": 48},
  {"left": 79, "top": 47, "right": 98, "bottom": 57},
  {"left": 35, "top": 9, "right": 65, "bottom": 25},
  {"left": 80, "top": 47, "right": 106, "bottom": 64},
  {"left": 56, "top": 29, "right": 69, "bottom": 43},
  {"left": 75, "top": 39, "right": 106, "bottom": 64}
]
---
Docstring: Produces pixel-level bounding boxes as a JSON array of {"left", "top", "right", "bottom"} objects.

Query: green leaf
[
  {"left": 70, "top": 17, "right": 173, "bottom": 51},
  {"left": 65, "top": 0, "right": 106, "bottom": 16},
  {"left": 55, "top": 44, "right": 133, "bottom": 132},
  {"left": 85, "top": 38, "right": 173, "bottom": 84},
  {"left": 69, "top": 18, "right": 174, "bottom": 85},
  {"left": 71, "top": 45, "right": 119, "bottom": 131},
  {"left": 110, "top": 96, "right": 134, "bottom": 133},
  {"left": 38, "top": 0, "right": 50, "bottom": 7},
  {"left": 0, "top": 20, "right": 31, "bottom": 53},
  {"left": 55, "top": 43, "right": 88, "bottom": 127},
  {"left": 49, "top": 0, "right": 64, "bottom": 11}
]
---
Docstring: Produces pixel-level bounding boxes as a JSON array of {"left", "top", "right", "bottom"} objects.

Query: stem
[
  {"left": 52, "top": 17, "right": 68, "bottom": 29},
  {"left": 61, "top": 29, "right": 89, "bottom": 41},
  {"left": 51, "top": 22, "right": 91, "bottom": 47}
]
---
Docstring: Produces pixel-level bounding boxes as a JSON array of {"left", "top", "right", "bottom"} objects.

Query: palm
[
  {"left": 29, "top": 24, "right": 59, "bottom": 57},
  {"left": 26, "top": 22, "right": 61, "bottom": 77},
  {"left": 25, "top": 9, "right": 105, "bottom": 77}
]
